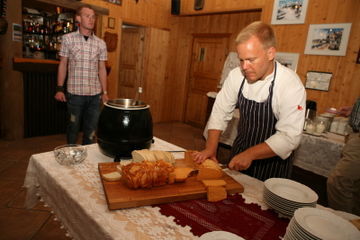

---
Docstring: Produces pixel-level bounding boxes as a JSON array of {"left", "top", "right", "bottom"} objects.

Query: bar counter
[{"left": 13, "top": 57, "right": 59, "bottom": 72}]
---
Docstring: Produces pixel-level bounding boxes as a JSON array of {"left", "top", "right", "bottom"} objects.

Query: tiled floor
[{"left": 0, "top": 122, "right": 327, "bottom": 240}]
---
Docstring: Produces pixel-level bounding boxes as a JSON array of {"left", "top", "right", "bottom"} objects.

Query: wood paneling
[
  {"left": 180, "top": 0, "right": 265, "bottom": 15},
  {"left": 163, "top": 10, "right": 261, "bottom": 122},
  {"left": 173, "top": 0, "right": 360, "bottom": 117},
  {"left": 262, "top": 0, "right": 360, "bottom": 113},
  {"left": 142, "top": 27, "right": 170, "bottom": 123}
]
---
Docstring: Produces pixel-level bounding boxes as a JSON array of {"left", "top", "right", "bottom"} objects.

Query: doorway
[
  {"left": 185, "top": 34, "right": 230, "bottom": 128},
  {"left": 118, "top": 23, "right": 145, "bottom": 100}
]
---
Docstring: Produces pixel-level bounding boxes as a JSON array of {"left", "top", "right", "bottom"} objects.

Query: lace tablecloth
[
  {"left": 24, "top": 137, "right": 268, "bottom": 240},
  {"left": 293, "top": 133, "right": 345, "bottom": 177}
]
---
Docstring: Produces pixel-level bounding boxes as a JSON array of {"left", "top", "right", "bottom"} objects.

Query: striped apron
[{"left": 230, "top": 63, "right": 292, "bottom": 181}]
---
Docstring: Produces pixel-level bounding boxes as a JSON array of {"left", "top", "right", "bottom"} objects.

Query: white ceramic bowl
[{"left": 54, "top": 144, "right": 87, "bottom": 166}]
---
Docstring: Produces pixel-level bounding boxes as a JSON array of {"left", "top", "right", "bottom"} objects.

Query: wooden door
[
  {"left": 142, "top": 27, "right": 170, "bottom": 123},
  {"left": 185, "top": 35, "right": 229, "bottom": 128},
  {"left": 118, "top": 27, "right": 145, "bottom": 99}
]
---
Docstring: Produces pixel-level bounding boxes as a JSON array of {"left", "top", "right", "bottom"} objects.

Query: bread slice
[
  {"left": 201, "top": 179, "right": 226, "bottom": 188},
  {"left": 207, "top": 186, "right": 227, "bottom": 202},
  {"left": 102, "top": 171, "right": 121, "bottom": 182},
  {"left": 173, "top": 167, "right": 195, "bottom": 182},
  {"left": 196, "top": 159, "right": 223, "bottom": 180}
]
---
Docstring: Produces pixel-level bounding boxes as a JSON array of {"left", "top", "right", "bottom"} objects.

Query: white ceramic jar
[{"left": 316, "top": 121, "right": 326, "bottom": 134}]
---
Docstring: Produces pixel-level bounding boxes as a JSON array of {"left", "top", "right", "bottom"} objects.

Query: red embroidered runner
[{"left": 156, "top": 194, "right": 289, "bottom": 240}]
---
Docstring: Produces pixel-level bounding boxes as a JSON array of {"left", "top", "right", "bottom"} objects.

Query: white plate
[
  {"left": 199, "top": 231, "right": 245, "bottom": 240},
  {"left": 294, "top": 207, "right": 360, "bottom": 240},
  {"left": 264, "top": 178, "right": 318, "bottom": 204}
]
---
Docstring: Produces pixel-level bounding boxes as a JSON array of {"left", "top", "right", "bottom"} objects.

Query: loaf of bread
[
  {"left": 207, "top": 186, "right": 227, "bottom": 202},
  {"left": 132, "top": 149, "right": 175, "bottom": 165},
  {"left": 121, "top": 160, "right": 175, "bottom": 189},
  {"left": 197, "top": 159, "right": 223, "bottom": 180}
]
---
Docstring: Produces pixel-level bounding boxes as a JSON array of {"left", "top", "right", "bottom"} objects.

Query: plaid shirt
[{"left": 59, "top": 31, "right": 107, "bottom": 95}]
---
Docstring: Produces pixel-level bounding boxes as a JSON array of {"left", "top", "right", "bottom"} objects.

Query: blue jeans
[{"left": 66, "top": 93, "right": 101, "bottom": 145}]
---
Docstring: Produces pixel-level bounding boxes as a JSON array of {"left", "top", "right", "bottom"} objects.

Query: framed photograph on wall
[
  {"left": 305, "top": 71, "right": 333, "bottom": 91},
  {"left": 275, "top": 52, "right": 300, "bottom": 72},
  {"left": 271, "top": 0, "right": 309, "bottom": 25},
  {"left": 304, "top": 23, "right": 352, "bottom": 56},
  {"left": 103, "top": 0, "right": 121, "bottom": 5},
  {"left": 108, "top": 17, "right": 115, "bottom": 29}
]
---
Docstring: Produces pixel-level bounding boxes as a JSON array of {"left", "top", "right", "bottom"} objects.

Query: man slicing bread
[{"left": 193, "top": 21, "right": 306, "bottom": 181}]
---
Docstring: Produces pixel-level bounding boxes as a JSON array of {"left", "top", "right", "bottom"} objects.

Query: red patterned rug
[{"left": 156, "top": 194, "right": 289, "bottom": 240}]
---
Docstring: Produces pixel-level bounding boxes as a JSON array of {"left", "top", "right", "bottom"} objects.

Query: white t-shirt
[{"left": 208, "top": 61, "right": 306, "bottom": 159}]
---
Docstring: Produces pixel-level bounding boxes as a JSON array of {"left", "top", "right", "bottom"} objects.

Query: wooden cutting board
[{"left": 98, "top": 159, "right": 244, "bottom": 210}]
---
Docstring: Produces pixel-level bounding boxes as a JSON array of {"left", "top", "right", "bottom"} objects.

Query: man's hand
[
  {"left": 228, "top": 151, "right": 254, "bottom": 171},
  {"left": 54, "top": 92, "right": 66, "bottom": 102},
  {"left": 192, "top": 149, "right": 218, "bottom": 164},
  {"left": 101, "top": 93, "right": 109, "bottom": 103}
]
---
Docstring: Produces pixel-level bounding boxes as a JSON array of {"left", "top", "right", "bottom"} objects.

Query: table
[
  {"left": 293, "top": 132, "right": 345, "bottom": 177},
  {"left": 23, "top": 137, "right": 354, "bottom": 240},
  {"left": 204, "top": 109, "right": 345, "bottom": 177}
]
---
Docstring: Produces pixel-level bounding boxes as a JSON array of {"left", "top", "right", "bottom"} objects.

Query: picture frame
[
  {"left": 305, "top": 71, "right": 333, "bottom": 91},
  {"left": 103, "top": 0, "right": 121, "bottom": 5},
  {"left": 304, "top": 23, "right": 352, "bottom": 56},
  {"left": 108, "top": 17, "right": 115, "bottom": 29},
  {"left": 271, "top": 0, "right": 309, "bottom": 25},
  {"left": 275, "top": 52, "right": 300, "bottom": 72}
]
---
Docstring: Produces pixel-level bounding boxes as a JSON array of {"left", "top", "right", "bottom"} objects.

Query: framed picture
[
  {"left": 103, "top": 0, "right": 121, "bottom": 5},
  {"left": 304, "top": 23, "right": 352, "bottom": 56},
  {"left": 305, "top": 71, "right": 333, "bottom": 91},
  {"left": 108, "top": 17, "right": 115, "bottom": 29},
  {"left": 271, "top": 0, "right": 309, "bottom": 25},
  {"left": 275, "top": 52, "right": 300, "bottom": 72}
]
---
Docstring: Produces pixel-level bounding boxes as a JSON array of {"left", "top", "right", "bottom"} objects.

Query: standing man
[
  {"left": 327, "top": 98, "right": 360, "bottom": 215},
  {"left": 54, "top": 5, "right": 108, "bottom": 145},
  {"left": 194, "top": 21, "right": 306, "bottom": 181}
]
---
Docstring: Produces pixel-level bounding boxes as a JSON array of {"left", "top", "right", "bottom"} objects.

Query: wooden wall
[
  {"left": 0, "top": 0, "right": 24, "bottom": 139},
  {"left": 162, "top": 10, "right": 262, "bottom": 121},
  {"left": 84, "top": 0, "right": 172, "bottom": 101},
  {"left": 1, "top": 0, "right": 359, "bottom": 139},
  {"left": 180, "top": 0, "right": 360, "bottom": 114}
]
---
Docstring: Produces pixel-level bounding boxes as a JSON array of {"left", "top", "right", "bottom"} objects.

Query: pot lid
[{"left": 105, "top": 98, "right": 148, "bottom": 109}]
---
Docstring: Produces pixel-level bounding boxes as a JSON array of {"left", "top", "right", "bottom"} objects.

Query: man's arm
[
  {"left": 228, "top": 142, "right": 276, "bottom": 170},
  {"left": 54, "top": 56, "right": 68, "bottom": 102},
  {"left": 98, "top": 60, "right": 108, "bottom": 103}
]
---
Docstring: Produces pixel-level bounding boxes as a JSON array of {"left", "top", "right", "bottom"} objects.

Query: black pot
[{"left": 97, "top": 99, "right": 153, "bottom": 161}]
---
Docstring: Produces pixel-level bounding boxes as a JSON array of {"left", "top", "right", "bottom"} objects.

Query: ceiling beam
[{"left": 34, "top": 0, "right": 109, "bottom": 15}]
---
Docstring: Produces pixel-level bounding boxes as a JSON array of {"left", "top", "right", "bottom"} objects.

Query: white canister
[
  {"left": 316, "top": 121, "right": 326, "bottom": 134},
  {"left": 306, "top": 122, "right": 315, "bottom": 134},
  {"left": 330, "top": 117, "right": 341, "bottom": 133},
  {"left": 337, "top": 118, "right": 349, "bottom": 135}
]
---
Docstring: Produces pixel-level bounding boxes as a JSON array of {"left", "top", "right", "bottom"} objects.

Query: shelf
[{"left": 13, "top": 57, "right": 59, "bottom": 72}]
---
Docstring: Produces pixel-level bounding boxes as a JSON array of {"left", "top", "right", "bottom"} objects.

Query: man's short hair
[
  {"left": 235, "top": 21, "right": 276, "bottom": 49},
  {"left": 76, "top": 4, "right": 95, "bottom": 16}
]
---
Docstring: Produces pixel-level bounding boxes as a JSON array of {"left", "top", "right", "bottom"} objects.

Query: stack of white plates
[
  {"left": 264, "top": 178, "right": 318, "bottom": 217},
  {"left": 284, "top": 207, "right": 360, "bottom": 240}
]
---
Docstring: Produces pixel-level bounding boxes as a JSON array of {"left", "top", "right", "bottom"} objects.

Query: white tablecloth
[
  {"left": 23, "top": 137, "right": 267, "bottom": 240},
  {"left": 293, "top": 132, "right": 345, "bottom": 177}
]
